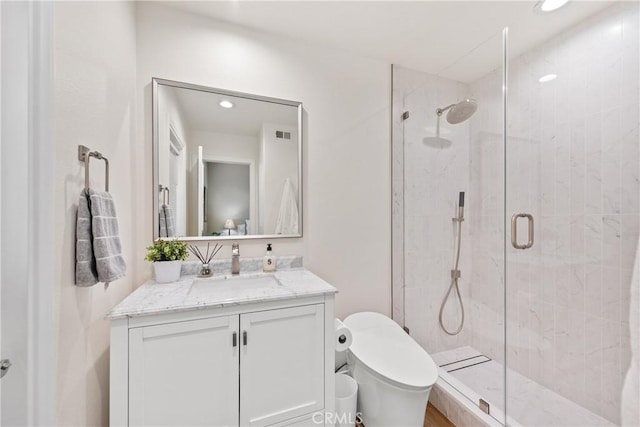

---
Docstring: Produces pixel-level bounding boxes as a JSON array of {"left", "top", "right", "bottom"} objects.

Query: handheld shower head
[{"left": 457, "top": 191, "right": 465, "bottom": 221}]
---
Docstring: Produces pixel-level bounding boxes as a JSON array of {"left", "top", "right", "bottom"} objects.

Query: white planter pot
[{"left": 153, "top": 260, "right": 182, "bottom": 283}]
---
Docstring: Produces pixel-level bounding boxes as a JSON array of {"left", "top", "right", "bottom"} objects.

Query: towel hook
[{"left": 78, "top": 145, "right": 109, "bottom": 194}]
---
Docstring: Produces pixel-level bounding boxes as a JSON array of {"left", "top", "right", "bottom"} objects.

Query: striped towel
[
  {"left": 75, "top": 189, "right": 126, "bottom": 286},
  {"left": 159, "top": 204, "right": 175, "bottom": 238},
  {"left": 75, "top": 192, "right": 98, "bottom": 286}
]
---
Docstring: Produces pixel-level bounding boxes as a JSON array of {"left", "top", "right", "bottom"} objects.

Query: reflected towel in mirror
[
  {"left": 159, "top": 204, "right": 175, "bottom": 238},
  {"left": 275, "top": 177, "right": 299, "bottom": 235}
]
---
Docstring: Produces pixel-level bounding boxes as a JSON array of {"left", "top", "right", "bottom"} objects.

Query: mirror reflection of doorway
[{"left": 205, "top": 161, "right": 250, "bottom": 236}]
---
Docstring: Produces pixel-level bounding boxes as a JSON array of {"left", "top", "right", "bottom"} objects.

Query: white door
[
  {"left": 196, "top": 145, "right": 205, "bottom": 236},
  {"left": 240, "top": 305, "right": 325, "bottom": 426},
  {"left": 129, "top": 316, "right": 240, "bottom": 427},
  {"left": 0, "top": 2, "right": 55, "bottom": 424}
]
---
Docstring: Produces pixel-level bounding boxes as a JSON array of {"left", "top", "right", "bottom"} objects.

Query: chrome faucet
[{"left": 231, "top": 243, "right": 240, "bottom": 275}]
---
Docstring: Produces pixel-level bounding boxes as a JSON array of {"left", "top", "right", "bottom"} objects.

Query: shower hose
[{"left": 438, "top": 216, "right": 465, "bottom": 336}]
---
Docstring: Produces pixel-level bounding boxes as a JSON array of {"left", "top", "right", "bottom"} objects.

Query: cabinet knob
[
  {"left": 243, "top": 330, "right": 247, "bottom": 346},
  {"left": 232, "top": 332, "right": 237, "bottom": 347}
]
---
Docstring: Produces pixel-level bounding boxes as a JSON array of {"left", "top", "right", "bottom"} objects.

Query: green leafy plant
[{"left": 145, "top": 239, "right": 188, "bottom": 262}]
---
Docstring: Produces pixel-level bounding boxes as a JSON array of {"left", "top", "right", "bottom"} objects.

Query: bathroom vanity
[{"left": 107, "top": 265, "right": 337, "bottom": 427}]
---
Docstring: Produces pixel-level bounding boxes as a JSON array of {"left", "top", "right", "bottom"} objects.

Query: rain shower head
[
  {"left": 437, "top": 99, "right": 478, "bottom": 124},
  {"left": 432, "top": 98, "right": 478, "bottom": 143}
]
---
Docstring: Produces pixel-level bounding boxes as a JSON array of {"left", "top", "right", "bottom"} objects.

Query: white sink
[
  {"left": 195, "top": 274, "right": 280, "bottom": 288},
  {"left": 186, "top": 274, "right": 287, "bottom": 305}
]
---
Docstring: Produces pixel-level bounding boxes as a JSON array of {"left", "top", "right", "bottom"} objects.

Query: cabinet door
[
  {"left": 240, "top": 304, "right": 324, "bottom": 426},
  {"left": 129, "top": 316, "right": 239, "bottom": 427}
]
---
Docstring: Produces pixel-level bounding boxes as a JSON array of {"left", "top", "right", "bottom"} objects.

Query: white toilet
[{"left": 343, "top": 312, "right": 438, "bottom": 427}]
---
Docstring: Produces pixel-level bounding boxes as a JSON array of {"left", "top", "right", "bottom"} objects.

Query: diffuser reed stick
[{"left": 188, "top": 243, "right": 223, "bottom": 277}]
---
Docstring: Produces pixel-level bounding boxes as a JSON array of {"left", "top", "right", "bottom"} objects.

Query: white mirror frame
[{"left": 152, "top": 78, "right": 303, "bottom": 241}]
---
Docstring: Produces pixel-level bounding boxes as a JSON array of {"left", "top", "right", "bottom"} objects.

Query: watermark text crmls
[{"left": 312, "top": 411, "right": 362, "bottom": 425}]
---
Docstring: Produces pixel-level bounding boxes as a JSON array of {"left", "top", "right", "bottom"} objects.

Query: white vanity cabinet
[
  {"left": 239, "top": 304, "right": 325, "bottom": 426},
  {"left": 108, "top": 270, "right": 336, "bottom": 427},
  {"left": 127, "top": 315, "right": 240, "bottom": 426}
]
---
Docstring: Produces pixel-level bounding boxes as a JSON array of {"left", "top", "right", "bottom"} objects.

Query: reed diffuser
[{"left": 187, "top": 243, "right": 222, "bottom": 278}]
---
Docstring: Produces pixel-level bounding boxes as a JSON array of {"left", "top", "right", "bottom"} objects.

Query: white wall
[
  {"left": 136, "top": 3, "right": 391, "bottom": 318},
  {"left": 53, "top": 2, "right": 142, "bottom": 426},
  {"left": 260, "top": 123, "right": 298, "bottom": 234},
  {"left": 191, "top": 131, "right": 259, "bottom": 161}
]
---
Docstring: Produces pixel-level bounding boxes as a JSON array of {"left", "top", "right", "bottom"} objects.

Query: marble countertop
[{"left": 106, "top": 265, "right": 337, "bottom": 320}]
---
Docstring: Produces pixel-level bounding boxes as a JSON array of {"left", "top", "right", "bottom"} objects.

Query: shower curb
[{"left": 430, "top": 377, "right": 501, "bottom": 427}]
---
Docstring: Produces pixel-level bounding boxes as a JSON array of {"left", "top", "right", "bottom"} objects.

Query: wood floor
[
  {"left": 425, "top": 403, "right": 456, "bottom": 427},
  {"left": 355, "top": 402, "right": 455, "bottom": 427}
]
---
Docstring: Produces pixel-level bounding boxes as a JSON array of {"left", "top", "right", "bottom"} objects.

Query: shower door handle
[{"left": 511, "top": 213, "right": 534, "bottom": 249}]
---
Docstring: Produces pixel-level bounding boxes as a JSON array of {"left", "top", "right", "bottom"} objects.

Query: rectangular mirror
[{"left": 153, "top": 78, "right": 302, "bottom": 241}]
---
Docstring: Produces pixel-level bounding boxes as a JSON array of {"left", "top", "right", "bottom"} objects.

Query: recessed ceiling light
[
  {"left": 219, "top": 100, "right": 234, "bottom": 109},
  {"left": 539, "top": 73, "right": 557, "bottom": 83},
  {"left": 534, "top": 0, "right": 569, "bottom": 13}
]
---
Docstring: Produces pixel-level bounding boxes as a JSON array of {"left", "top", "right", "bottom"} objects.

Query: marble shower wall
[
  {"left": 469, "top": 3, "right": 639, "bottom": 424},
  {"left": 392, "top": 66, "right": 475, "bottom": 354}
]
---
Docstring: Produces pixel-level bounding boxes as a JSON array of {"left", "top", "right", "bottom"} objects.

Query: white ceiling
[
  {"left": 164, "top": 0, "right": 615, "bottom": 83},
  {"left": 167, "top": 85, "right": 298, "bottom": 136}
]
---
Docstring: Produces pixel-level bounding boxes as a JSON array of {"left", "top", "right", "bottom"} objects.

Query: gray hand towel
[
  {"left": 75, "top": 192, "right": 99, "bottom": 286},
  {"left": 89, "top": 189, "right": 126, "bottom": 283},
  {"left": 159, "top": 204, "right": 167, "bottom": 237},
  {"left": 159, "top": 204, "right": 175, "bottom": 238}
]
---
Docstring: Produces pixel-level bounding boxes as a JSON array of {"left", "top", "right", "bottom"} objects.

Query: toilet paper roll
[{"left": 334, "top": 318, "right": 353, "bottom": 352}]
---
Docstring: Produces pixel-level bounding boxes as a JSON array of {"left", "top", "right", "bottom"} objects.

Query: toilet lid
[{"left": 344, "top": 312, "right": 438, "bottom": 390}]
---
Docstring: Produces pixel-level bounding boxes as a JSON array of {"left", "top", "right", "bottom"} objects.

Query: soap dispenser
[{"left": 263, "top": 244, "right": 276, "bottom": 273}]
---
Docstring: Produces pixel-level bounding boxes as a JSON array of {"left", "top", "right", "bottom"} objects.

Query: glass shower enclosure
[{"left": 392, "top": 2, "right": 639, "bottom": 426}]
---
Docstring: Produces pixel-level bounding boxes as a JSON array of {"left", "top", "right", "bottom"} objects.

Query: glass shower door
[
  {"left": 391, "top": 28, "right": 508, "bottom": 425},
  {"left": 504, "top": 2, "right": 640, "bottom": 425}
]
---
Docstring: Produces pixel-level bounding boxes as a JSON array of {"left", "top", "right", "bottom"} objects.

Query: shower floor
[{"left": 431, "top": 346, "right": 615, "bottom": 427}]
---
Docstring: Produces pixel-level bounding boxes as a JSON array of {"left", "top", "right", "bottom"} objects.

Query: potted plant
[{"left": 145, "top": 239, "right": 188, "bottom": 283}]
